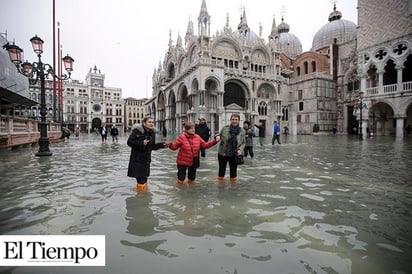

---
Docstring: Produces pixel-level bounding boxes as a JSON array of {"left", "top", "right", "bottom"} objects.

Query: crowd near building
[
  {"left": 1, "top": 0, "right": 412, "bottom": 147},
  {"left": 148, "top": 0, "right": 412, "bottom": 137}
]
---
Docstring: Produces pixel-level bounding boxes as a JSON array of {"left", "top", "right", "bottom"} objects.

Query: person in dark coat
[
  {"left": 127, "top": 117, "right": 167, "bottom": 193},
  {"left": 254, "top": 122, "right": 265, "bottom": 146},
  {"left": 195, "top": 116, "right": 211, "bottom": 157},
  {"left": 110, "top": 124, "right": 119, "bottom": 143}
]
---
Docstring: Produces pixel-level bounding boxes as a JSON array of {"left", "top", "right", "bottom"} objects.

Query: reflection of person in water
[
  {"left": 125, "top": 195, "right": 157, "bottom": 237},
  {"left": 122, "top": 195, "right": 168, "bottom": 255}
]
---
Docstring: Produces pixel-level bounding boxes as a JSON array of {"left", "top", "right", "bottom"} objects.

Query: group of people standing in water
[{"left": 127, "top": 114, "right": 246, "bottom": 193}]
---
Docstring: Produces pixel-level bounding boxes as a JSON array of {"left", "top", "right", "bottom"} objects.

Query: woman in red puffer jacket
[{"left": 166, "top": 121, "right": 220, "bottom": 187}]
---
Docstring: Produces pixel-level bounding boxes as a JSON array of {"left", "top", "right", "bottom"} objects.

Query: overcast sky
[{"left": 0, "top": 0, "right": 357, "bottom": 99}]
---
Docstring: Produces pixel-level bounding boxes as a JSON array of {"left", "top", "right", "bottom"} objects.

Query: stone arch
[
  {"left": 166, "top": 62, "right": 176, "bottom": 80},
  {"left": 399, "top": 96, "right": 412, "bottom": 116},
  {"left": 256, "top": 83, "right": 276, "bottom": 100},
  {"left": 187, "top": 44, "right": 199, "bottom": 64},
  {"left": 223, "top": 79, "right": 248, "bottom": 108},
  {"left": 383, "top": 58, "right": 397, "bottom": 85},
  {"left": 250, "top": 47, "right": 270, "bottom": 64},
  {"left": 189, "top": 78, "right": 199, "bottom": 109},
  {"left": 212, "top": 37, "right": 242, "bottom": 60},
  {"left": 177, "top": 83, "right": 189, "bottom": 115},
  {"left": 168, "top": 90, "right": 177, "bottom": 131},
  {"left": 176, "top": 54, "right": 186, "bottom": 74},
  {"left": 368, "top": 99, "right": 395, "bottom": 136},
  {"left": 157, "top": 92, "right": 166, "bottom": 124},
  {"left": 151, "top": 102, "right": 156, "bottom": 121},
  {"left": 402, "top": 54, "right": 412, "bottom": 82},
  {"left": 91, "top": 117, "right": 102, "bottom": 132},
  {"left": 205, "top": 76, "right": 220, "bottom": 92},
  {"left": 190, "top": 78, "right": 199, "bottom": 95}
]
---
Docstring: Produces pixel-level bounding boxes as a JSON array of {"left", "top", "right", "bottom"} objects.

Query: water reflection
[{"left": 0, "top": 134, "right": 411, "bottom": 273}]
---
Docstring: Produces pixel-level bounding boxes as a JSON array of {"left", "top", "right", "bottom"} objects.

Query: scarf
[{"left": 228, "top": 125, "right": 241, "bottom": 156}]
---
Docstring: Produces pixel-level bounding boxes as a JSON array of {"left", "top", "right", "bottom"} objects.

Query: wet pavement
[{"left": 0, "top": 133, "right": 411, "bottom": 274}]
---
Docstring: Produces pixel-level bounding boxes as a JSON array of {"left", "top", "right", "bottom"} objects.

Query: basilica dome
[
  {"left": 277, "top": 18, "right": 302, "bottom": 59},
  {"left": 312, "top": 6, "right": 357, "bottom": 51}
]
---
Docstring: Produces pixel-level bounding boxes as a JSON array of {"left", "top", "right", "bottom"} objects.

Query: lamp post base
[{"left": 35, "top": 137, "right": 52, "bottom": 157}]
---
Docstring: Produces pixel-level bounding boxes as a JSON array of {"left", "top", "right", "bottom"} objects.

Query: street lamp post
[
  {"left": 3, "top": 35, "right": 74, "bottom": 156},
  {"left": 353, "top": 93, "right": 367, "bottom": 140}
]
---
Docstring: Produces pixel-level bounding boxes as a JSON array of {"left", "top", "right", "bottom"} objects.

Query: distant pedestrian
[
  {"left": 284, "top": 126, "right": 289, "bottom": 135},
  {"left": 100, "top": 124, "right": 108, "bottom": 144},
  {"left": 127, "top": 117, "right": 167, "bottom": 193},
  {"left": 110, "top": 124, "right": 119, "bottom": 143},
  {"left": 216, "top": 113, "right": 245, "bottom": 183},
  {"left": 166, "top": 121, "right": 219, "bottom": 187},
  {"left": 75, "top": 127, "right": 80, "bottom": 138},
  {"left": 254, "top": 121, "right": 265, "bottom": 146},
  {"left": 272, "top": 121, "right": 281, "bottom": 145},
  {"left": 195, "top": 116, "right": 211, "bottom": 157},
  {"left": 243, "top": 121, "right": 255, "bottom": 158},
  {"left": 162, "top": 127, "right": 167, "bottom": 139}
]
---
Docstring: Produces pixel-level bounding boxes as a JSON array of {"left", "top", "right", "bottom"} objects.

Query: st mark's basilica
[{"left": 146, "top": 0, "right": 412, "bottom": 137}]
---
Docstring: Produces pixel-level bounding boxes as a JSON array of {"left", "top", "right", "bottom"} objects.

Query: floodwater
[{"left": 0, "top": 134, "right": 411, "bottom": 274}]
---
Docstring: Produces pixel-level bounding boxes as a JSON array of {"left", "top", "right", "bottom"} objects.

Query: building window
[
  {"left": 299, "top": 102, "right": 304, "bottom": 111},
  {"left": 298, "top": 90, "right": 303, "bottom": 100}
]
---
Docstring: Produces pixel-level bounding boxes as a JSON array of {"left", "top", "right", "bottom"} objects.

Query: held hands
[
  {"left": 214, "top": 135, "right": 221, "bottom": 142},
  {"left": 164, "top": 141, "right": 172, "bottom": 148}
]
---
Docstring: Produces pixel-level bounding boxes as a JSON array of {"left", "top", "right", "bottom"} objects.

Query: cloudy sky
[{"left": 0, "top": 0, "right": 357, "bottom": 99}]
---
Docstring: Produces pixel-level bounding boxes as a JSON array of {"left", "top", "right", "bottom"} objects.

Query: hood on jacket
[{"left": 131, "top": 123, "right": 158, "bottom": 134}]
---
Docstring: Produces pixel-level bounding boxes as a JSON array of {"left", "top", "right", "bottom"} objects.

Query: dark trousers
[
  {"left": 244, "top": 146, "right": 254, "bottom": 158},
  {"left": 136, "top": 177, "right": 147, "bottom": 184},
  {"left": 218, "top": 154, "right": 238, "bottom": 178},
  {"left": 272, "top": 134, "right": 281, "bottom": 144},
  {"left": 200, "top": 147, "right": 206, "bottom": 157},
  {"left": 177, "top": 165, "right": 196, "bottom": 181}
]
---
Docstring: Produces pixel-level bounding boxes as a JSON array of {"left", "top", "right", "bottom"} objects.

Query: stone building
[
  {"left": 63, "top": 66, "right": 124, "bottom": 133},
  {"left": 124, "top": 97, "right": 148, "bottom": 131},
  {"left": 147, "top": 0, "right": 412, "bottom": 137}
]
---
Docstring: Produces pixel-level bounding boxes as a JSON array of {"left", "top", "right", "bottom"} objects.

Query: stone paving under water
[{"left": 0, "top": 133, "right": 411, "bottom": 273}]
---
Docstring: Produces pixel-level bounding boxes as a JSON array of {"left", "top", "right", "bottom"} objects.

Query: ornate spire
[
  {"left": 168, "top": 29, "right": 173, "bottom": 52},
  {"left": 198, "top": 0, "right": 210, "bottom": 37},
  {"left": 224, "top": 12, "right": 231, "bottom": 33},
  {"left": 270, "top": 14, "right": 278, "bottom": 39},
  {"left": 176, "top": 33, "right": 182, "bottom": 48},
  {"left": 185, "top": 17, "right": 194, "bottom": 46},
  {"left": 237, "top": 7, "right": 249, "bottom": 32}
]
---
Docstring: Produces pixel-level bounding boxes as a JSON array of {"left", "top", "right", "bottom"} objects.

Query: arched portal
[{"left": 91, "top": 118, "right": 102, "bottom": 133}]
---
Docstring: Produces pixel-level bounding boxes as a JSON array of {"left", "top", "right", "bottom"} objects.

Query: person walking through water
[
  {"left": 243, "top": 121, "right": 255, "bottom": 158},
  {"left": 166, "top": 121, "right": 219, "bottom": 187},
  {"left": 216, "top": 113, "right": 245, "bottom": 183},
  {"left": 195, "top": 116, "right": 211, "bottom": 157},
  {"left": 110, "top": 124, "right": 119, "bottom": 143},
  {"left": 127, "top": 117, "right": 167, "bottom": 193},
  {"left": 254, "top": 121, "right": 265, "bottom": 146},
  {"left": 272, "top": 121, "right": 281, "bottom": 145},
  {"left": 162, "top": 126, "right": 167, "bottom": 140},
  {"left": 100, "top": 124, "right": 108, "bottom": 144}
]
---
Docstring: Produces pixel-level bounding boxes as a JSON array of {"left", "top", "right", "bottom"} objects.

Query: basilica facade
[{"left": 146, "top": 0, "right": 412, "bottom": 137}]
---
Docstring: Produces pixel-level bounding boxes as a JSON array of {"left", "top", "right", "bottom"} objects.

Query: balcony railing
[{"left": 366, "top": 81, "right": 412, "bottom": 96}]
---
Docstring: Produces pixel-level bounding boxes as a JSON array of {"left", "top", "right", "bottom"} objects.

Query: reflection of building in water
[{"left": 147, "top": 0, "right": 412, "bottom": 137}]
